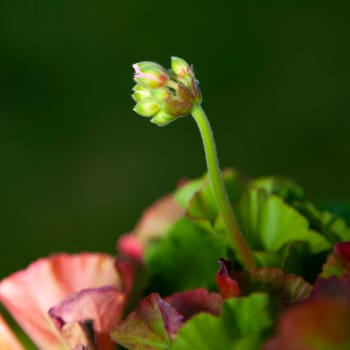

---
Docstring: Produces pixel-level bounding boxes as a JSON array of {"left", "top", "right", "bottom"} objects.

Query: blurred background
[{"left": 0, "top": 0, "right": 349, "bottom": 277}]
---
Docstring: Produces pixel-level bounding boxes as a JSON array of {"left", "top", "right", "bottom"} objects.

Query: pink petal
[
  {"left": 49, "top": 286, "right": 125, "bottom": 350},
  {"left": 0, "top": 313, "right": 24, "bottom": 350},
  {"left": 0, "top": 253, "right": 121, "bottom": 350}
]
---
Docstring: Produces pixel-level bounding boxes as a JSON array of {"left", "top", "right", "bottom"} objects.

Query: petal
[
  {"left": 0, "top": 253, "right": 121, "bottom": 350},
  {"left": 49, "top": 286, "right": 125, "bottom": 350},
  {"left": 0, "top": 313, "right": 25, "bottom": 350}
]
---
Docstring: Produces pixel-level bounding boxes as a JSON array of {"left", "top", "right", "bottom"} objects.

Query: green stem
[{"left": 191, "top": 105, "right": 256, "bottom": 269}]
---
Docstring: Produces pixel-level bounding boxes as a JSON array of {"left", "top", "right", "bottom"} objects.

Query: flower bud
[
  {"left": 150, "top": 111, "right": 177, "bottom": 127},
  {"left": 133, "top": 62, "right": 169, "bottom": 88},
  {"left": 131, "top": 57, "right": 202, "bottom": 127},
  {"left": 133, "top": 98, "right": 160, "bottom": 117},
  {"left": 150, "top": 87, "right": 172, "bottom": 102},
  {"left": 171, "top": 56, "right": 191, "bottom": 78},
  {"left": 132, "top": 85, "right": 151, "bottom": 101}
]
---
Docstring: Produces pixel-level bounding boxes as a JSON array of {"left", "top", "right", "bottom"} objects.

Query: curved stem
[{"left": 191, "top": 105, "right": 256, "bottom": 269}]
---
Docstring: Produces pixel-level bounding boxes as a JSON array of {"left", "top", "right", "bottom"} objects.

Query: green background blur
[{"left": 1, "top": 1, "right": 349, "bottom": 277}]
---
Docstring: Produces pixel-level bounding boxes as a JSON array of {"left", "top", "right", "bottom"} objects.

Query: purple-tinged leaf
[
  {"left": 165, "top": 288, "right": 222, "bottom": 321},
  {"left": 111, "top": 293, "right": 183, "bottom": 350},
  {"left": 311, "top": 272, "right": 350, "bottom": 301}
]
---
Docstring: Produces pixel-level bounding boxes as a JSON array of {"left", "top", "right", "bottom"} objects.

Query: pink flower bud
[{"left": 133, "top": 62, "right": 169, "bottom": 88}]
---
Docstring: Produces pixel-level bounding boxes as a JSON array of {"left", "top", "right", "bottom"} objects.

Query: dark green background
[{"left": 1, "top": 1, "right": 349, "bottom": 277}]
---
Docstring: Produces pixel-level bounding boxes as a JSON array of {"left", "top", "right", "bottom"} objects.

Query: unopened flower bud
[
  {"left": 133, "top": 62, "right": 169, "bottom": 88},
  {"left": 150, "top": 111, "right": 177, "bottom": 127},
  {"left": 132, "top": 85, "right": 151, "bottom": 101},
  {"left": 150, "top": 87, "right": 172, "bottom": 103},
  {"left": 133, "top": 98, "right": 160, "bottom": 117},
  {"left": 171, "top": 56, "right": 191, "bottom": 78},
  {"left": 131, "top": 57, "right": 202, "bottom": 127}
]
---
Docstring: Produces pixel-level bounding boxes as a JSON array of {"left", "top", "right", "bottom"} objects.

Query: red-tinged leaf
[
  {"left": 111, "top": 293, "right": 183, "bottom": 350},
  {"left": 215, "top": 260, "right": 311, "bottom": 305},
  {"left": 165, "top": 288, "right": 222, "bottom": 321},
  {"left": 233, "top": 268, "right": 312, "bottom": 305},
  {"left": 321, "top": 242, "right": 350, "bottom": 278},
  {"left": 215, "top": 259, "right": 241, "bottom": 299},
  {"left": 264, "top": 273, "right": 350, "bottom": 350},
  {"left": 49, "top": 286, "right": 125, "bottom": 350},
  {"left": 263, "top": 297, "right": 350, "bottom": 350}
]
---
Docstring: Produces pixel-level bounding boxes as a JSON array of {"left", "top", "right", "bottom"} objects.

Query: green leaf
[
  {"left": 316, "top": 200, "right": 350, "bottom": 225},
  {"left": 260, "top": 196, "right": 330, "bottom": 252},
  {"left": 144, "top": 218, "right": 227, "bottom": 294},
  {"left": 186, "top": 169, "right": 245, "bottom": 224},
  {"left": 293, "top": 201, "right": 350, "bottom": 244},
  {"left": 236, "top": 190, "right": 331, "bottom": 253},
  {"left": 235, "top": 188, "right": 268, "bottom": 249},
  {"left": 170, "top": 293, "right": 273, "bottom": 350},
  {"left": 250, "top": 177, "right": 304, "bottom": 203},
  {"left": 174, "top": 178, "right": 203, "bottom": 210}
]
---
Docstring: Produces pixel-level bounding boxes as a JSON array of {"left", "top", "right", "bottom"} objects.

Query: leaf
[
  {"left": 236, "top": 190, "right": 331, "bottom": 253},
  {"left": 215, "top": 259, "right": 241, "bottom": 299},
  {"left": 232, "top": 268, "right": 312, "bottom": 304},
  {"left": 144, "top": 218, "right": 227, "bottom": 294},
  {"left": 174, "top": 178, "right": 204, "bottom": 209},
  {"left": 250, "top": 177, "right": 304, "bottom": 203},
  {"left": 264, "top": 273, "right": 350, "bottom": 350},
  {"left": 111, "top": 293, "right": 183, "bottom": 350},
  {"left": 186, "top": 169, "right": 245, "bottom": 224},
  {"left": 320, "top": 242, "right": 350, "bottom": 278},
  {"left": 260, "top": 196, "right": 330, "bottom": 252},
  {"left": 316, "top": 200, "right": 350, "bottom": 225},
  {"left": 215, "top": 260, "right": 311, "bottom": 305},
  {"left": 174, "top": 170, "right": 245, "bottom": 218},
  {"left": 293, "top": 201, "right": 350, "bottom": 244},
  {"left": 170, "top": 293, "right": 273, "bottom": 350},
  {"left": 165, "top": 289, "right": 222, "bottom": 321}
]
